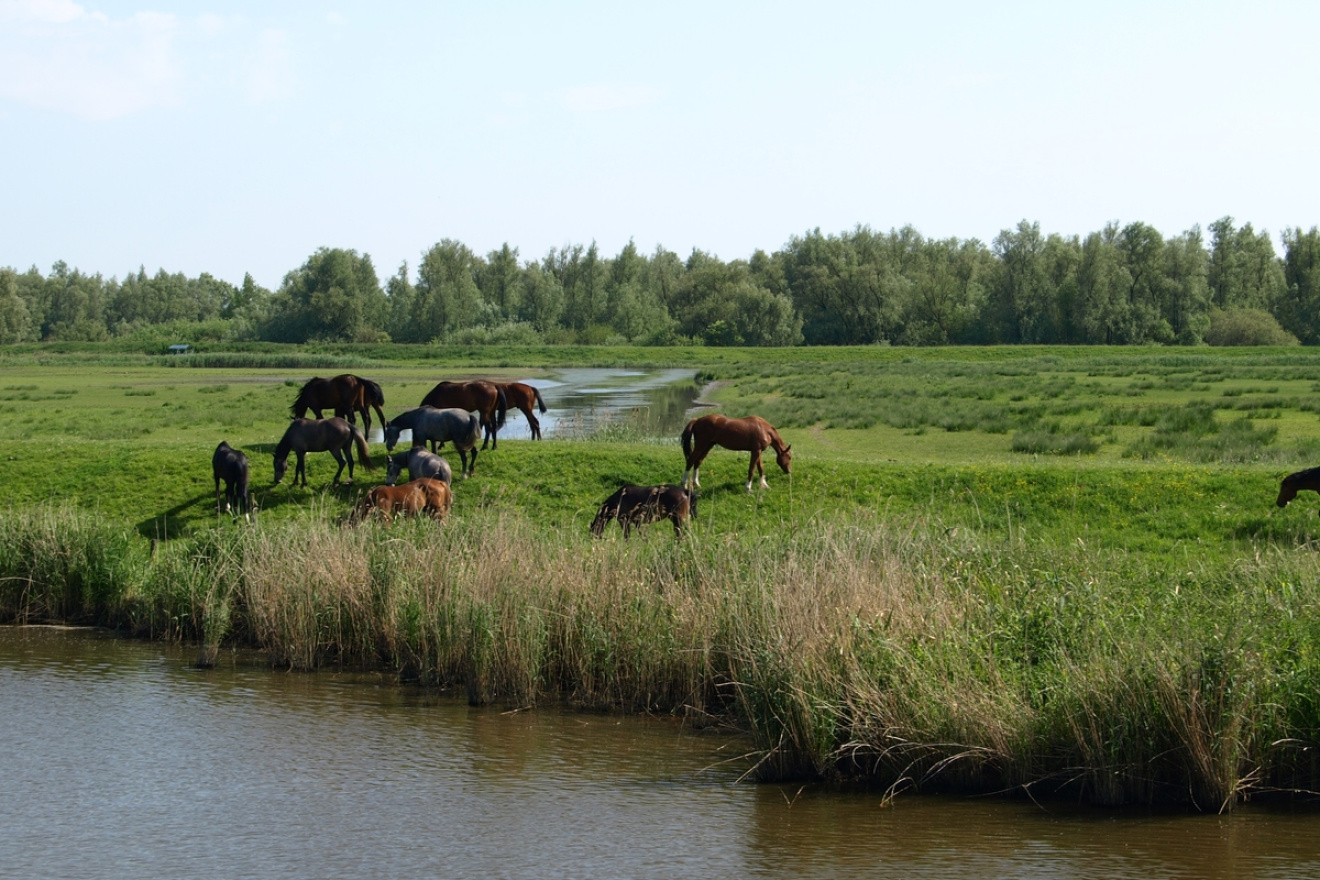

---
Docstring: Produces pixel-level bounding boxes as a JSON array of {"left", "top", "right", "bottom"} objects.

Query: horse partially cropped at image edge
[{"left": 1277, "top": 467, "right": 1320, "bottom": 513}]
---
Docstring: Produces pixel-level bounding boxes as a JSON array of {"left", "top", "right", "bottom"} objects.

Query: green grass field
[{"left": 6, "top": 343, "right": 1320, "bottom": 808}]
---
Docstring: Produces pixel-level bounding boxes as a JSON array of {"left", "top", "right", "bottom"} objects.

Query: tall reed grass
[{"left": 5, "top": 504, "right": 1320, "bottom": 809}]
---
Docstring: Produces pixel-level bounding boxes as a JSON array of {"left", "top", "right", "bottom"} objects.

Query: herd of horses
[
  {"left": 214, "top": 370, "right": 1320, "bottom": 534},
  {"left": 210, "top": 372, "right": 795, "bottom": 534}
]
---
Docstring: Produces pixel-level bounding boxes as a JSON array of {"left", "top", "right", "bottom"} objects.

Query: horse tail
[
  {"left": 365, "top": 379, "right": 385, "bottom": 407},
  {"left": 681, "top": 419, "right": 695, "bottom": 463},
  {"left": 533, "top": 386, "right": 547, "bottom": 413},
  {"left": 353, "top": 427, "right": 374, "bottom": 470},
  {"left": 495, "top": 386, "right": 508, "bottom": 428}
]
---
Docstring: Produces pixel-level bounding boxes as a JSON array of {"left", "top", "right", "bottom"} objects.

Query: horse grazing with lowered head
[
  {"left": 273, "top": 417, "right": 373, "bottom": 488},
  {"left": 591, "top": 485, "right": 697, "bottom": 538},
  {"left": 384, "top": 406, "right": 482, "bottom": 477},
  {"left": 351, "top": 478, "right": 452, "bottom": 525},
  {"left": 681, "top": 414, "right": 791, "bottom": 493},
  {"left": 386, "top": 446, "right": 453, "bottom": 487},
  {"left": 1277, "top": 467, "right": 1320, "bottom": 513},
  {"left": 420, "top": 380, "right": 507, "bottom": 449},
  {"left": 290, "top": 374, "right": 387, "bottom": 434},
  {"left": 495, "top": 381, "right": 548, "bottom": 440},
  {"left": 212, "top": 441, "right": 251, "bottom": 520}
]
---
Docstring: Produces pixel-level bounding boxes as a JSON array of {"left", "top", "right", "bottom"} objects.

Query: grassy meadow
[{"left": 5, "top": 343, "right": 1320, "bottom": 808}]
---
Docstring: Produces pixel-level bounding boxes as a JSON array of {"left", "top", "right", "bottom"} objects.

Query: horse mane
[{"left": 273, "top": 426, "right": 293, "bottom": 461}]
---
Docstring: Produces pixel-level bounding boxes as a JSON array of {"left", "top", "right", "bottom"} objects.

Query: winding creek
[{"left": 4, "top": 627, "right": 1319, "bottom": 879}]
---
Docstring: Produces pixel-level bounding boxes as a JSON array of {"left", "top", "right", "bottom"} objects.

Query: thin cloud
[
  {"left": 244, "top": 28, "right": 293, "bottom": 104},
  {"left": 0, "top": 3, "right": 181, "bottom": 120},
  {"left": 561, "top": 84, "right": 666, "bottom": 113}
]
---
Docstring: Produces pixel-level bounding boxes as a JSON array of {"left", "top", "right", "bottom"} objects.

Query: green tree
[
  {"left": 410, "top": 240, "right": 482, "bottom": 342},
  {"left": 1277, "top": 227, "right": 1320, "bottom": 344},
  {"left": 519, "top": 260, "right": 564, "bottom": 333},
  {"left": 478, "top": 243, "right": 523, "bottom": 323},
  {"left": 0, "top": 269, "right": 37, "bottom": 343},
  {"left": 1208, "top": 217, "right": 1286, "bottom": 311},
  {"left": 263, "top": 248, "right": 387, "bottom": 343}
]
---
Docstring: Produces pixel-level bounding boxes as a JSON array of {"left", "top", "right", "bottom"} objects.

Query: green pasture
[{"left": 2, "top": 346, "right": 1320, "bottom": 553}]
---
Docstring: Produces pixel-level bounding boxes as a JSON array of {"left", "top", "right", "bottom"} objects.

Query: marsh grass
[{"left": 7, "top": 505, "right": 1320, "bottom": 808}]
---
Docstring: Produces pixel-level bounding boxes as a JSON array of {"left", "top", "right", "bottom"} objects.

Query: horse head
[
  {"left": 383, "top": 424, "right": 401, "bottom": 452},
  {"left": 272, "top": 454, "right": 288, "bottom": 485},
  {"left": 385, "top": 453, "right": 404, "bottom": 486},
  {"left": 1277, "top": 478, "right": 1299, "bottom": 508},
  {"left": 776, "top": 444, "right": 793, "bottom": 474}
]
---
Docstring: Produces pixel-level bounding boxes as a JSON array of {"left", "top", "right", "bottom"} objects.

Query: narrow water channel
[{"left": 3, "top": 627, "right": 1318, "bottom": 880}]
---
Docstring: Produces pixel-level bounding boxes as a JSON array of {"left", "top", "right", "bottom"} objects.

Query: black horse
[
  {"left": 590, "top": 485, "right": 697, "bottom": 538},
  {"left": 273, "top": 418, "right": 373, "bottom": 488},
  {"left": 212, "top": 441, "right": 251, "bottom": 519},
  {"left": 1277, "top": 467, "right": 1320, "bottom": 513}
]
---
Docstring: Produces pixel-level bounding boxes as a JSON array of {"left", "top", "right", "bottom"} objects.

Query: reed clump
[{"left": 5, "top": 504, "right": 1320, "bottom": 809}]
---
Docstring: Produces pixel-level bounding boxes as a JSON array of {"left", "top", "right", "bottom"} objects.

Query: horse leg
[
  {"left": 527, "top": 411, "right": 541, "bottom": 441},
  {"left": 747, "top": 450, "right": 765, "bottom": 493},
  {"left": 215, "top": 475, "right": 223, "bottom": 516},
  {"left": 684, "top": 439, "right": 713, "bottom": 489},
  {"left": 295, "top": 451, "right": 307, "bottom": 488}
]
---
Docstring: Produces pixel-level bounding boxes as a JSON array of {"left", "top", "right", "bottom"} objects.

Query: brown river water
[{"left": 3, "top": 629, "right": 1320, "bottom": 880}]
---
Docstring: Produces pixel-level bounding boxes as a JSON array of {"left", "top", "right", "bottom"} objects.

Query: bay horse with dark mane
[
  {"left": 1277, "top": 467, "right": 1320, "bottom": 513},
  {"left": 495, "top": 381, "right": 548, "bottom": 440},
  {"left": 212, "top": 441, "right": 251, "bottom": 520},
  {"left": 290, "top": 374, "right": 387, "bottom": 434},
  {"left": 681, "top": 414, "right": 791, "bottom": 493},
  {"left": 419, "top": 380, "right": 507, "bottom": 449},
  {"left": 273, "top": 417, "right": 373, "bottom": 487}
]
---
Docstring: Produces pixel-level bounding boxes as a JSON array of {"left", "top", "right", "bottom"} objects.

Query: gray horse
[
  {"left": 386, "top": 446, "right": 454, "bottom": 486},
  {"left": 384, "top": 406, "right": 482, "bottom": 478}
]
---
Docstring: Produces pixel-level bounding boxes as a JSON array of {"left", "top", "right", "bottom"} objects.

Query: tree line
[{"left": 3, "top": 218, "right": 1319, "bottom": 347}]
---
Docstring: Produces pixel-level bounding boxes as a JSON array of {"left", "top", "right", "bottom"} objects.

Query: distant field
[{"left": 2, "top": 345, "right": 1319, "bottom": 550}]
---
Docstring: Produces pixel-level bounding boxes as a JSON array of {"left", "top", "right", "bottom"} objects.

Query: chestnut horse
[
  {"left": 420, "top": 381, "right": 507, "bottom": 449},
  {"left": 212, "top": 441, "right": 251, "bottom": 520},
  {"left": 273, "top": 417, "right": 373, "bottom": 488},
  {"left": 1277, "top": 467, "right": 1320, "bottom": 513},
  {"left": 591, "top": 485, "right": 697, "bottom": 538},
  {"left": 495, "top": 381, "right": 548, "bottom": 440},
  {"left": 290, "top": 374, "right": 387, "bottom": 434},
  {"left": 681, "top": 414, "right": 791, "bottom": 493},
  {"left": 351, "top": 478, "right": 452, "bottom": 524}
]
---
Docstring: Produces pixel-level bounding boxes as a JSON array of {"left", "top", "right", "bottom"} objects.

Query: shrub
[{"left": 1204, "top": 309, "right": 1299, "bottom": 347}]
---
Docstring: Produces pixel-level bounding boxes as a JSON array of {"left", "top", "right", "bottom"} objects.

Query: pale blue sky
[{"left": 2, "top": 0, "right": 1318, "bottom": 289}]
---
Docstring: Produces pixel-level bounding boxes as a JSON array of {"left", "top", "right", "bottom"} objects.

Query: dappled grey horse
[
  {"left": 386, "top": 446, "right": 454, "bottom": 486},
  {"left": 384, "top": 406, "right": 483, "bottom": 478}
]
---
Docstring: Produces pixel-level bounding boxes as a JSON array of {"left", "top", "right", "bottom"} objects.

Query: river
[{"left": 2, "top": 627, "right": 1318, "bottom": 879}]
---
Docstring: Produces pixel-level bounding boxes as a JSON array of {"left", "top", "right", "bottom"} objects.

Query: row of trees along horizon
[{"left": 3, "top": 218, "right": 1320, "bottom": 348}]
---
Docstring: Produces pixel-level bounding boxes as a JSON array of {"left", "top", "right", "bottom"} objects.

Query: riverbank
[{"left": 5, "top": 504, "right": 1320, "bottom": 810}]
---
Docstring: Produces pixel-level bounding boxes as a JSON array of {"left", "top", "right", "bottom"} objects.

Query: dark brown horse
[
  {"left": 591, "top": 485, "right": 697, "bottom": 538},
  {"left": 681, "top": 414, "right": 791, "bottom": 493},
  {"left": 273, "top": 417, "right": 373, "bottom": 487},
  {"left": 495, "top": 381, "right": 548, "bottom": 440},
  {"left": 1277, "top": 467, "right": 1320, "bottom": 512},
  {"left": 290, "top": 374, "right": 387, "bottom": 434},
  {"left": 420, "top": 380, "right": 507, "bottom": 449},
  {"left": 351, "top": 478, "right": 451, "bottom": 524},
  {"left": 212, "top": 441, "right": 251, "bottom": 520}
]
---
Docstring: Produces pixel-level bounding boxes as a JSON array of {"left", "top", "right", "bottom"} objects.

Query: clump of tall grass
[{"left": 7, "top": 504, "right": 1320, "bottom": 808}]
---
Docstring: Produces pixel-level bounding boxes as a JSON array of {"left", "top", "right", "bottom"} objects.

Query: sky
[{"left": 2, "top": 0, "right": 1319, "bottom": 290}]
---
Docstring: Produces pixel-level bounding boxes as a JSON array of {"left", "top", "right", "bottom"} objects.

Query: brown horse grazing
[
  {"left": 290, "top": 374, "right": 387, "bottom": 434},
  {"left": 591, "top": 485, "right": 697, "bottom": 538},
  {"left": 495, "top": 381, "right": 548, "bottom": 440},
  {"left": 351, "top": 478, "right": 452, "bottom": 524},
  {"left": 212, "top": 441, "right": 251, "bottom": 520},
  {"left": 273, "top": 417, "right": 373, "bottom": 488},
  {"left": 420, "top": 380, "right": 508, "bottom": 449},
  {"left": 681, "top": 414, "right": 791, "bottom": 494},
  {"left": 1277, "top": 467, "right": 1320, "bottom": 512}
]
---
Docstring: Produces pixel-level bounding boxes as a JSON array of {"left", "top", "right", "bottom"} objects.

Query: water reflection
[
  {"left": 370, "top": 368, "right": 705, "bottom": 444},
  {"left": 3, "top": 627, "right": 1319, "bottom": 880}
]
